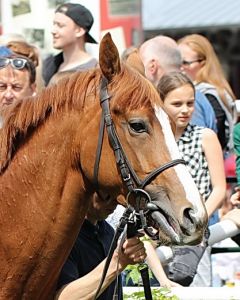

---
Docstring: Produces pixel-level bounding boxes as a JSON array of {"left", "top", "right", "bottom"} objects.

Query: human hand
[
  {"left": 160, "top": 279, "right": 182, "bottom": 288},
  {"left": 116, "top": 237, "right": 146, "bottom": 269},
  {"left": 230, "top": 187, "right": 240, "bottom": 207}
]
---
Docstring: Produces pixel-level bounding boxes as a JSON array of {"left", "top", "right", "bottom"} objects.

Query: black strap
[
  {"left": 127, "top": 218, "right": 152, "bottom": 300},
  {"left": 93, "top": 206, "right": 134, "bottom": 300},
  {"left": 140, "top": 159, "right": 186, "bottom": 188},
  {"left": 139, "top": 264, "right": 153, "bottom": 300}
]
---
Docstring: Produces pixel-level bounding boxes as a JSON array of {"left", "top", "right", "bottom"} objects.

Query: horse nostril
[
  {"left": 181, "top": 208, "right": 196, "bottom": 235},
  {"left": 184, "top": 208, "right": 194, "bottom": 223}
]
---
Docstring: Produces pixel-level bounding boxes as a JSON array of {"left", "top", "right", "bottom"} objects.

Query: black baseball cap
[{"left": 55, "top": 3, "right": 97, "bottom": 44}]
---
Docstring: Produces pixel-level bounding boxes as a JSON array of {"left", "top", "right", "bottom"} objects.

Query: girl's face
[{"left": 163, "top": 84, "right": 195, "bottom": 130}]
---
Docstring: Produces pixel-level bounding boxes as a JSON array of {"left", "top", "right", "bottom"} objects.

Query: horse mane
[
  {"left": 109, "top": 64, "right": 161, "bottom": 112},
  {"left": 0, "top": 64, "right": 161, "bottom": 172}
]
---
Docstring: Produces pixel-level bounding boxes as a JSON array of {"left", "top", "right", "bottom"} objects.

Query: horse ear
[{"left": 99, "top": 33, "right": 121, "bottom": 81}]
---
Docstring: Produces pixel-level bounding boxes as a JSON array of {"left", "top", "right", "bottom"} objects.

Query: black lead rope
[
  {"left": 93, "top": 206, "right": 134, "bottom": 300},
  {"left": 139, "top": 265, "right": 153, "bottom": 300},
  {"left": 127, "top": 218, "right": 153, "bottom": 300},
  {"left": 94, "top": 207, "right": 153, "bottom": 300}
]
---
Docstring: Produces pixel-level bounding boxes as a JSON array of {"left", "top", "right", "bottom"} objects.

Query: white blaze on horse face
[{"left": 154, "top": 106, "right": 205, "bottom": 216}]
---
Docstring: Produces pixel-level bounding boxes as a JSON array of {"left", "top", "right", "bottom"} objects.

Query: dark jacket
[
  {"left": 57, "top": 219, "right": 123, "bottom": 300},
  {"left": 42, "top": 52, "right": 98, "bottom": 86}
]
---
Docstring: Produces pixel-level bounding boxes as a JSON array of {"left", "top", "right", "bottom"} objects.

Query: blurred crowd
[{"left": 1, "top": 2, "right": 240, "bottom": 298}]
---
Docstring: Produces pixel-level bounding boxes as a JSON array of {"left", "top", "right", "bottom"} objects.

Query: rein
[{"left": 93, "top": 76, "right": 185, "bottom": 299}]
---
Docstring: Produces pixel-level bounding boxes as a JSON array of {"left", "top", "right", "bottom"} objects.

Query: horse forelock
[
  {"left": 110, "top": 65, "right": 161, "bottom": 112},
  {"left": 0, "top": 69, "right": 102, "bottom": 172}
]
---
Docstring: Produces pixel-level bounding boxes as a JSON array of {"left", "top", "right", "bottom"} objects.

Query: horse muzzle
[{"left": 146, "top": 200, "right": 207, "bottom": 246}]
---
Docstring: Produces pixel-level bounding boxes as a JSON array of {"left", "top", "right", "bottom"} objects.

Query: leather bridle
[
  {"left": 93, "top": 76, "right": 185, "bottom": 300},
  {"left": 94, "top": 76, "right": 185, "bottom": 215}
]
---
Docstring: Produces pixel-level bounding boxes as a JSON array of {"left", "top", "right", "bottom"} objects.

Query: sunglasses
[{"left": 0, "top": 57, "right": 31, "bottom": 70}]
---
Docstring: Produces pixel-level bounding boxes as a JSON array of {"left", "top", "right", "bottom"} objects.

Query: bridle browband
[
  {"left": 94, "top": 76, "right": 185, "bottom": 199},
  {"left": 93, "top": 76, "right": 185, "bottom": 300}
]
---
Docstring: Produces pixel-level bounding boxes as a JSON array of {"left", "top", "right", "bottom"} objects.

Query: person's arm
[
  {"left": 55, "top": 237, "right": 146, "bottom": 300},
  {"left": 144, "top": 240, "right": 181, "bottom": 288},
  {"left": 202, "top": 128, "right": 226, "bottom": 217}
]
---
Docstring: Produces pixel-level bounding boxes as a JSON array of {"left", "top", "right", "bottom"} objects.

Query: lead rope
[
  {"left": 127, "top": 217, "right": 153, "bottom": 300},
  {"left": 112, "top": 215, "right": 153, "bottom": 300},
  {"left": 112, "top": 224, "right": 129, "bottom": 300},
  {"left": 93, "top": 206, "right": 134, "bottom": 300}
]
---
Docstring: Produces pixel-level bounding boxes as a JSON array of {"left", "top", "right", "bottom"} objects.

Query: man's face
[
  {"left": 87, "top": 194, "right": 118, "bottom": 222},
  {"left": 0, "top": 66, "right": 35, "bottom": 111},
  {"left": 51, "top": 12, "right": 83, "bottom": 50}
]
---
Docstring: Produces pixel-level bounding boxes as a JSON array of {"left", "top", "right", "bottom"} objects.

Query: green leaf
[
  {"left": 123, "top": 287, "right": 180, "bottom": 300},
  {"left": 124, "top": 265, "right": 179, "bottom": 299}
]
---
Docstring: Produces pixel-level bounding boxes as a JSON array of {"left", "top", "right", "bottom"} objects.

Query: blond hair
[{"left": 178, "top": 34, "right": 235, "bottom": 110}]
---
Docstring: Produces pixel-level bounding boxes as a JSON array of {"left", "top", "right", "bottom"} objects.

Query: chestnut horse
[{"left": 0, "top": 34, "right": 207, "bottom": 299}]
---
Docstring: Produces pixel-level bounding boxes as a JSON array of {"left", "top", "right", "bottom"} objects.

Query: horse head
[{"left": 81, "top": 33, "right": 208, "bottom": 246}]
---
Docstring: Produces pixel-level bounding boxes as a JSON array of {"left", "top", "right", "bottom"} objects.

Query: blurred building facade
[{"left": 142, "top": 0, "right": 240, "bottom": 97}]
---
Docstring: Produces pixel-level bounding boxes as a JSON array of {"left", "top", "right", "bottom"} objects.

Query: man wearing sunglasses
[{"left": 0, "top": 47, "right": 36, "bottom": 115}]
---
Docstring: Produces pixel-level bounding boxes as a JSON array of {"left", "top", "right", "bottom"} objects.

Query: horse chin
[
  {"left": 181, "top": 232, "right": 204, "bottom": 246},
  {"left": 157, "top": 232, "right": 178, "bottom": 246},
  {"left": 149, "top": 211, "right": 182, "bottom": 246},
  {"left": 149, "top": 210, "right": 205, "bottom": 246}
]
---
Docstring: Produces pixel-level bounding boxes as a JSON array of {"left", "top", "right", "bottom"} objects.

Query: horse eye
[{"left": 129, "top": 121, "right": 146, "bottom": 133}]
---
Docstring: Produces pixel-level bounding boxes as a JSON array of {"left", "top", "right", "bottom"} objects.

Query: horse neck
[
  {"left": 0, "top": 108, "right": 91, "bottom": 260},
  {"left": 0, "top": 109, "right": 92, "bottom": 299},
  {"left": 2, "top": 110, "right": 83, "bottom": 195}
]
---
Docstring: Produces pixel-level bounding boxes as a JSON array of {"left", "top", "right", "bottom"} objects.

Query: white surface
[
  {"left": 209, "top": 219, "right": 240, "bottom": 245},
  {"left": 124, "top": 287, "right": 240, "bottom": 300},
  {"left": 212, "top": 238, "right": 240, "bottom": 284}
]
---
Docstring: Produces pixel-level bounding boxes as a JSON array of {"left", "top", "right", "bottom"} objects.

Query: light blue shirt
[{"left": 191, "top": 90, "right": 217, "bottom": 132}]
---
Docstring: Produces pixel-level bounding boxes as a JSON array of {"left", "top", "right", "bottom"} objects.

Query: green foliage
[
  {"left": 124, "top": 264, "right": 179, "bottom": 299},
  {"left": 125, "top": 264, "right": 154, "bottom": 285},
  {"left": 123, "top": 287, "right": 179, "bottom": 300},
  {"left": 140, "top": 235, "right": 152, "bottom": 242}
]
